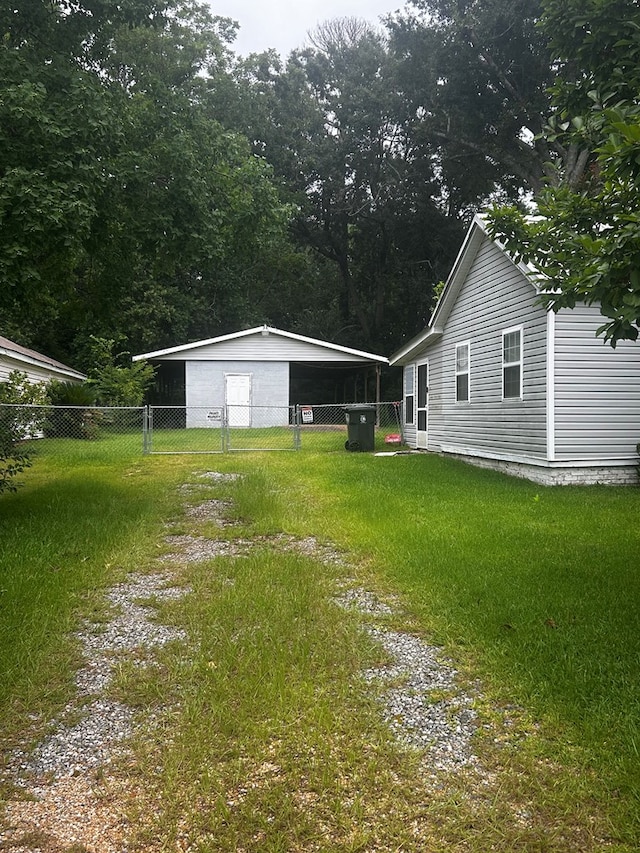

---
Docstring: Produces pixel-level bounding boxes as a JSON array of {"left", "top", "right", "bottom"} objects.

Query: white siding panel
[
  {"left": 0, "top": 355, "right": 74, "bottom": 385},
  {"left": 160, "top": 334, "right": 371, "bottom": 363},
  {"left": 554, "top": 306, "right": 640, "bottom": 460},
  {"left": 425, "top": 238, "right": 548, "bottom": 461},
  {"left": 403, "top": 421, "right": 417, "bottom": 446}
]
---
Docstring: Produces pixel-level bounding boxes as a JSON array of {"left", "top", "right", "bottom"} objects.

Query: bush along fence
[{"left": 0, "top": 402, "right": 404, "bottom": 457}]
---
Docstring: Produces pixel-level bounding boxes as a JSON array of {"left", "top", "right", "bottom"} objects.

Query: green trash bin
[{"left": 344, "top": 405, "right": 376, "bottom": 452}]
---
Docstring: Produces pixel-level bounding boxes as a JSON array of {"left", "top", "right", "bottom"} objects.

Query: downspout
[{"left": 546, "top": 309, "right": 556, "bottom": 462}]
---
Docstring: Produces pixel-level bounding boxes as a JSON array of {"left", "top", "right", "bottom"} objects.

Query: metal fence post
[
  {"left": 222, "top": 405, "right": 229, "bottom": 452},
  {"left": 294, "top": 404, "right": 301, "bottom": 450},
  {"left": 145, "top": 406, "right": 153, "bottom": 454}
]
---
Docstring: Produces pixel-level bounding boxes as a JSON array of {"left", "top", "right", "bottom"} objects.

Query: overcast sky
[{"left": 210, "top": 1, "right": 409, "bottom": 57}]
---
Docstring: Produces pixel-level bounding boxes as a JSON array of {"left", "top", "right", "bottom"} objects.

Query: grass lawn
[{"left": 1, "top": 436, "right": 638, "bottom": 850}]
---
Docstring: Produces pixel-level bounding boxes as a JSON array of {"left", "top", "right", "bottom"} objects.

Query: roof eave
[
  {"left": 132, "top": 327, "right": 265, "bottom": 361},
  {"left": 390, "top": 213, "right": 546, "bottom": 366},
  {"left": 0, "top": 345, "right": 86, "bottom": 381},
  {"left": 133, "top": 325, "right": 388, "bottom": 365},
  {"left": 389, "top": 327, "right": 443, "bottom": 366}
]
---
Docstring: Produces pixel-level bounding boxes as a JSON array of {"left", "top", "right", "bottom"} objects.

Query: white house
[
  {"left": 0, "top": 336, "right": 86, "bottom": 385},
  {"left": 390, "top": 216, "right": 640, "bottom": 485},
  {"left": 133, "top": 326, "right": 388, "bottom": 428}
]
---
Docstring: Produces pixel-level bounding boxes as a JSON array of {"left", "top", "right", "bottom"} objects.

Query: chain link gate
[
  {"left": 144, "top": 403, "right": 403, "bottom": 454},
  {"left": 145, "top": 405, "right": 300, "bottom": 453}
]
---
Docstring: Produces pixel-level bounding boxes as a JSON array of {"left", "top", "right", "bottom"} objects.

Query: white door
[
  {"left": 225, "top": 374, "right": 251, "bottom": 427},
  {"left": 416, "top": 361, "right": 429, "bottom": 449}
]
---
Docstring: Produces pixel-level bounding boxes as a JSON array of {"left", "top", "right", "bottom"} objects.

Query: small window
[
  {"left": 404, "top": 365, "right": 415, "bottom": 424},
  {"left": 455, "top": 342, "right": 470, "bottom": 402},
  {"left": 502, "top": 326, "right": 523, "bottom": 399}
]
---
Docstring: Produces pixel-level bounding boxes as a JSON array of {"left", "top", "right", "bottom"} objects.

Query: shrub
[
  {"left": 0, "top": 371, "right": 47, "bottom": 493},
  {"left": 0, "top": 422, "right": 31, "bottom": 493},
  {"left": 86, "top": 336, "right": 155, "bottom": 407},
  {"left": 45, "top": 381, "right": 101, "bottom": 440}
]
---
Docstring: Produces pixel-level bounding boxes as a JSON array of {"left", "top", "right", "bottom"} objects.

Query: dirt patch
[{"left": 1, "top": 776, "right": 132, "bottom": 853}]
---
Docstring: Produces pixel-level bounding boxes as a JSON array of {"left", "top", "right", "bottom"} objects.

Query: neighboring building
[
  {"left": 133, "top": 326, "right": 388, "bottom": 428},
  {"left": 390, "top": 216, "right": 640, "bottom": 485},
  {"left": 0, "top": 336, "right": 86, "bottom": 385}
]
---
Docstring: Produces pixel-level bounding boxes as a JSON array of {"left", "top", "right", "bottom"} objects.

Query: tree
[
  {"left": 71, "top": 93, "right": 291, "bottom": 353},
  {"left": 0, "top": 1, "right": 123, "bottom": 346},
  {"left": 487, "top": 0, "right": 640, "bottom": 345},
  {"left": 385, "top": 0, "right": 578, "bottom": 201},
  {"left": 0, "top": 1, "right": 295, "bottom": 362},
  {"left": 222, "top": 20, "right": 465, "bottom": 352},
  {"left": 85, "top": 337, "right": 155, "bottom": 407}
]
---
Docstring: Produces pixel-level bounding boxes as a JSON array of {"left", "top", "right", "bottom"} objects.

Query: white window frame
[
  {"left": 455, "top": 341, "right": 470, "bottom": 403},
  {"left": 404, "top": 364, "right": 415, "bottom": 424},
  {"left": 502, "top": 325, "right": 523, "bottom": 400}
]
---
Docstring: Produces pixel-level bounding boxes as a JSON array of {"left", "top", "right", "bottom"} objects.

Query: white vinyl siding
[
  {"left": 394, "top": 219, "right": 640, "bottom": 480},
  {"left": 455, "top": 342, "right": 470, "bottom": 402},
  {"left": 0, "top": 360, "right": 84, "bottom": 385},
  {"left": 502, "top": 326, "right": 523, "bottom": 399},
  {"left": 0, "top": 341, "right": 85, "bottom": 384},
  {"left": 155, "top": 333, "right": 376, "bottom": 363},
  {"left": 0, "top": 358, "right": 60, "bottom": 385},
  {"left": 420, "top": 238, "right": 548, "bottom": 462},
  {"left": 553, "top": 305, "right": 640, "bottom": 462}
]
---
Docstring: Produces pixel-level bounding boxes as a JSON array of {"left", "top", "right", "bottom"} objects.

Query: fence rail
[{"left": 1, "top": 402, "right": 403, "bottom": 456}]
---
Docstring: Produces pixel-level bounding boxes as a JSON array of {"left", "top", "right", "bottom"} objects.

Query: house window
[
  {"left": 455, "top": 342, "right": 470, "bottom": 402},
  {"left": 502, "top": 326, "right": 523, "bottom": 399},
  {"left": 404, "top": 365, "right": 415, "bottom": 424}
]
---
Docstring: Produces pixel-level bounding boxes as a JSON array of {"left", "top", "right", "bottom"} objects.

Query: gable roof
[
  {"left": 0, "top": 336, "right": 86, "bottom": 381},
  {"left": 133, "top": 325, "right": 388, "bottom": 365},
  {"left": 390, "top": 215, "right": 540, "bottom": 366}
]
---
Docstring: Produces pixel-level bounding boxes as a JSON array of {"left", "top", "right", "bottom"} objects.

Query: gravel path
[
  {"left": 1, "top": 571, "right": 190, "bottom": 852},
  {"left": 334, "top": 591, "right": 479, "bottom": 774},
  {"left": 0, "top": 471, "right": 483, "bottom": 850}
]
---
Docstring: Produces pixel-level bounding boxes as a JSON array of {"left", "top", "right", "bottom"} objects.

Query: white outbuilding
[{"left": 133, "top": 326, "right": 388, "bottom": 428}]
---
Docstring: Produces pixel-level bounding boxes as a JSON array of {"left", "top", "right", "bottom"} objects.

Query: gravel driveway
[{"left": 0, "top": 471, "right": 484, "bottom": 851}]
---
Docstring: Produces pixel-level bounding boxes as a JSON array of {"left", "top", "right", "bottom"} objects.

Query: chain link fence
[
  {"left": 148, "top": 405, "right": 298, "bottom": 452},
  {"left": 295, "top": 402, "right": 403, "bottom": 452},
  {"left": 148, "top": 402, "right": 403, "bottom": 453},
  {"left": 147, "top": 406, "right": 224, "bottom": 454},
  {"left": 1, "top": 402, "right": 404, "bottom": 459},
  {"left": 0, "top": 404, "right": 146, "bottom": 461}
]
